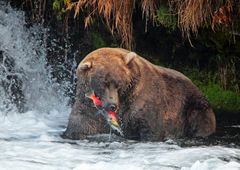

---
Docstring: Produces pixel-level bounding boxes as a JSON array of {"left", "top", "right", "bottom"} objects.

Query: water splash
[{"left": 0, "top": 2, "right": 69, "bottom": 113}]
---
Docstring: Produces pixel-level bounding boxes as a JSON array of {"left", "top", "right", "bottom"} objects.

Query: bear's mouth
[{"left": 85, "top": 91, "right": 124, "bottom": 136}]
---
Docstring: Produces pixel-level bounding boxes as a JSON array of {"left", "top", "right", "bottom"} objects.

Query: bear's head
[{"left": 77, "top": 48, "right": 138, "bottom": 112}]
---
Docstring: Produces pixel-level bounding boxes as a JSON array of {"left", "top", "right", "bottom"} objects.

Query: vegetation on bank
[
  {"left": 201, "top": 83, "right": 240, "bottom": 112},
  {"left": 64, "top": 0, "right": 239, "bottom": 49},
  {"left": 183, "top": 68, "right": 240, "bottom": 113}
]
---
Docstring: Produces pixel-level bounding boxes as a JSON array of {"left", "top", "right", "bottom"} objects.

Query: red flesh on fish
[
  {"left": 86, "top": 92, "right": 121, "bottom": 131},
  {"left": 87, "top": 93, "right": 117, "bottom": 120},
  {"left": 108, "top": 111, "right": 118, "bottom": 122},
  {"left": 88, "top": 94, "right": 103, "bottom": 107}
]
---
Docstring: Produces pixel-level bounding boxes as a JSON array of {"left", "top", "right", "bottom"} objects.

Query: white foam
[
  {"left": 231, "top": 125, "right": 240, "bottom": 128},
  {"left": 2, "top": 114, "right": 239, "bottom": 170},
  {"left": 182, "top": 159, "right": 240, "bottom": 170}
]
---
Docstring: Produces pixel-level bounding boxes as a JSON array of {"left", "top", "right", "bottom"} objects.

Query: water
[{"left": 0, "top": 2, "right": 240, "bottom": 170}]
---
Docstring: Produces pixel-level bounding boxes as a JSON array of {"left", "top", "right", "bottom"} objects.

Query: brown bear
[{"left": 62, "top": 48, "right": 216, "bottom": 141}]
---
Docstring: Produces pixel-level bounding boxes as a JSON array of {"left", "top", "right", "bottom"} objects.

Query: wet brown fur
[{"left": 63, "top": 48, "right": 216, "bottom": 141}]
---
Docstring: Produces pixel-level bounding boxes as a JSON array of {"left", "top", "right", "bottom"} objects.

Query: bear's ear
[
  {"left": 77, "top": 62, "right": 92, "bottom": 76},
  {"left": 124, "top": 52, "right": 136, "bottom": 65},
  {"left": 78, "top": 62, "right": 92, "bottom": 71}
]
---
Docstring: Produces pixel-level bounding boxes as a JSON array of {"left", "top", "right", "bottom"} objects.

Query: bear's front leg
[{"left": 62, "top": 99, "right": 107, "bottom": 140}]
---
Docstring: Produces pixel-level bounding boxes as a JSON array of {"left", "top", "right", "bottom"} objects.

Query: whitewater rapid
[
  {"left": 0, "top": 110, "right": 240, "bottom": 170},
  {"left": 0, "top": 1, "right": 240, "bottom": 170}
]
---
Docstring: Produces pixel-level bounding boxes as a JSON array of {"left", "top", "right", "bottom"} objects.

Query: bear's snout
[{"left": 104, "top": 103, "right": 118, "bottom": 112}]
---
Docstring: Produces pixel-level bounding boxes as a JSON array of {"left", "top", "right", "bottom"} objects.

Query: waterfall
[{"left": 0, "top": 1, "right": 70, "bottom": 114}]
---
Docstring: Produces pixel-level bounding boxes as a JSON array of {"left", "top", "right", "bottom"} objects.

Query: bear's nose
[
  {"left": 110, "top": 104, "right": 117, "bottom": 111},
  {"left": 105, "top": 103, "right": 118, "bottom": 112}
]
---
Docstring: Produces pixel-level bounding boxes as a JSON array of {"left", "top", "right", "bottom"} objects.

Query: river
[{"left": 0, "top": 2, "right": 240, "bottom": 170}]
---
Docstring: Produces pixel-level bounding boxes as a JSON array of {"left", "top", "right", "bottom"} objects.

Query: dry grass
[
  {"left": 65, "top": 0, "right": 237, "bottom": 49},
  {"left": 170, "top": 0, "right": 213, "bottom": 36},
  {"left": 211, "top": 0, "right": 232, "bottom": 31},
  {"left": 66, "top": 0, "right": 159, "bottom": 50}
]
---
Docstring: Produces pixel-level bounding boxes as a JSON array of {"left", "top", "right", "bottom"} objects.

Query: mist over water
[{"left": 0, "top": 2, "right": 240, "bottom": 170}]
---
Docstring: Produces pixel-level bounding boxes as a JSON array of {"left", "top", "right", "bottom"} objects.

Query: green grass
[
  {"left": 184, "top": 69, "right": 240, "bottom": 112},
  {"left": 90, "top": 31, "right": 107, "bottom": 49},
  {"left": 156, "top": 6, "right": 177, "bottom": 30},
  {"left": 196, "top": 82, "right": 240, "bottom": 112}
]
